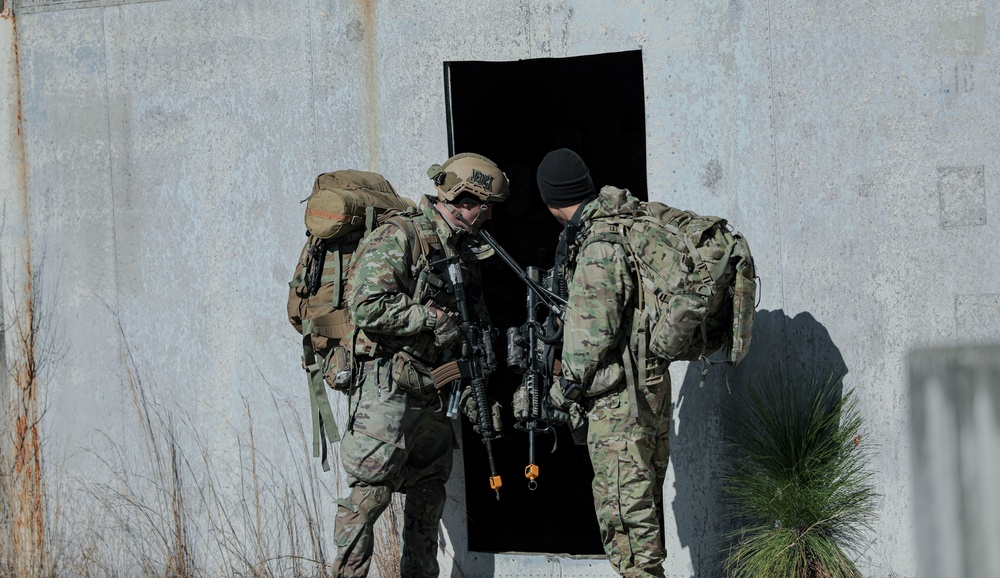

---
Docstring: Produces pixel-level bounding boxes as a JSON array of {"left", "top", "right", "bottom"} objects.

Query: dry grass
[
  {"left": 1, "top": 299, "right": 416, "bottom": 578},
  {"left": 371, "top": 494, "right": 404, "bottom": 578},
  {"left": 1, "top": 250, "right": 62, "bottom": 578}
]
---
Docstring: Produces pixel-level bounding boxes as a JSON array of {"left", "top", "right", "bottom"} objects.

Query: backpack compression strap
[{"left": 300, "top": 319, "right": 341, "bottom": 471}]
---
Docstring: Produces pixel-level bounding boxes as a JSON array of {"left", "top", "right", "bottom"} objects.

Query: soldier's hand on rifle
[
  {"left": 431, "top": 308, "right": 462, "bottom": 347},
  {"left": 548, "top": 381, "right": 572, "bottom": 412},
  {"left": 549, "top": 381, "right": 587, "bottom": 443},
  {"left": 460, "top": 387, "right": 503, "bottom": 434}
]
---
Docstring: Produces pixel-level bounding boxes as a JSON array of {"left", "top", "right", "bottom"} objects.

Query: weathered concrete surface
[{"left": 2, "top": 0, "right": 998, "bottom": 576}]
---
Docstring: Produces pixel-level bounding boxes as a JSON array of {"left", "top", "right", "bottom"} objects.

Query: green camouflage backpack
[
  {"left": 578, "top": 186, "right": 756, "bottom": 370},
  {"left": 287, "top": 170, "right": 415, "bottom": 470}
]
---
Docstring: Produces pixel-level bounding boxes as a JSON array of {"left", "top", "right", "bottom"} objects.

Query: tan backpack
[{"left": 287, "top": 170, "right": 415, "bottom": 470}]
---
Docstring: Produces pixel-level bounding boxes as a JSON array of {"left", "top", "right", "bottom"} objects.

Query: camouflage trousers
[
  {"left": 331, "top": 364, "right": 454, "bottom": 578},
  {"left": 585, "top": 369, "right": 671, "bottom": 578}
]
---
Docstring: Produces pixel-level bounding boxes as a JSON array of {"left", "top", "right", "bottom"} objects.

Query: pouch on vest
[
  {"left": 324, "top": 345, "right": 354, "bottom": 392},
  {"left": 389, "top": 350, "right": 439, "bottom": 399}
]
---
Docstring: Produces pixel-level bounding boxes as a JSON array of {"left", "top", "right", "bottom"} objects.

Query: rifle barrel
[{"left": 479, "top": 230, "right": 567, "bottom": 313}]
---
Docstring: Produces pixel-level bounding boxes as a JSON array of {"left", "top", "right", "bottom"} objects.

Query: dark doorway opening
[{"left": 445, "top": 50, "right": 647, "bottom": 555}]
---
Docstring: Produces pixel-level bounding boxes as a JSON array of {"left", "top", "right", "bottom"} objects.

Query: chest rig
[{"left": 354, "top": 211, "right": 490, "bottom": 365}]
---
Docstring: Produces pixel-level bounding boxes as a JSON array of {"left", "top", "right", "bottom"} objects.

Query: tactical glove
[
  {"left": 515, "top": 383, "right": 570, "bottom": 426},
  {"left": 432, "top": 309, "right": 462, "bottom": 347},
  {"left": 548, "top": 381, "right": 572, "bottom": 411},
  {"left": 459, "top": 387, "right": 503, "bottom": 435}
]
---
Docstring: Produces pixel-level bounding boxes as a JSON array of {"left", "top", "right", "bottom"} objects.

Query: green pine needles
[{"left": 723, "top": 372, "right": 879, "bottom": 578}]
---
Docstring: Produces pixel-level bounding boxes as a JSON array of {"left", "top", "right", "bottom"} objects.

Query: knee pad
[{"left": 353, "top": 485, "right": 392, "bottom": 521}]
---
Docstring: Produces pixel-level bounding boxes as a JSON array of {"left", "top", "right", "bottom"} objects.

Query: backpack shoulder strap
[
  {"left": 383, "top": 211, "right": 441, "bottom": 266},
  {"left": 576, "top": 215, "right": 645, "bottom": 309},
  {"left": 577, "top": 212, "right": 653, "bottom": 419},
  {"left": 578, "top": 216, "right": 626, "bottom": 246},
  {"left": 567, "top": 217, "right": 623, "bottom": 276}
]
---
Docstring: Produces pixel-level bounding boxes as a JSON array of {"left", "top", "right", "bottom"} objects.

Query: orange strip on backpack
[{"left": 306, "top": 208, "right": 353, "bottom": 223}]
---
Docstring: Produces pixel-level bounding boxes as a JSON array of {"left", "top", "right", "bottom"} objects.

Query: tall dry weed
[
  {"left": 1, "top": 247, "right": 63, "bottom": 578},
  {"left": 44, "top": 312, "right": 340, "bottom": 577},
  {"left": 1, "top": 292, "right": 416, "bottom": 578},
  {"left": 371, "top": 494, "right": 404, "bottom": 578}
]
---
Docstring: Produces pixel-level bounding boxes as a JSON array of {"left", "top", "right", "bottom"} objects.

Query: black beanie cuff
[{"left": 543, "top": 183, "right": 594, "bottom": 207}]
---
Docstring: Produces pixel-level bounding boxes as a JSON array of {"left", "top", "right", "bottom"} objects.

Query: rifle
[
  {"left": 479, "top": 231, "right": 568, "bottom": 490},
  {"left": 305, "top": 236, "right": 327, "bottom": 296},
  {"left": 432, "top": 254, "right": 504, "bottom": 500}
]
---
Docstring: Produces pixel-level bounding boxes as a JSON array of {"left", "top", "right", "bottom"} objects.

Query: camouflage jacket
[
  {"left": 345, "top": 197, "right": 493, "bottom": 366},
  {"left": 559, "top": 187, "right": 640, "bottom": 398}
]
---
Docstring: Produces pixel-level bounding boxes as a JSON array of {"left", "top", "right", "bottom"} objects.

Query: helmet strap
[
  {"left": 451, "top": 204, "right": 481, "bottom": 232},
  {"left": 469, "top": 202, "right": 490, "bottom": 228},
  {"left": 438, "top": 201, "right": 478, "bottom": 233}
]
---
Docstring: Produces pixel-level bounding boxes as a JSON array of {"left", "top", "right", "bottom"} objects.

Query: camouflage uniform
[
  {"left": 332, "top": 198, "right": 492, "bottom": 578},
  {"left": 560, "top": 187, "right": 671, "bottom": 578}
]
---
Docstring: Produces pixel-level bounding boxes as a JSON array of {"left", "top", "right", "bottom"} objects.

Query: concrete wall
[{"left": 2, "top": 0, "right": 998, "bottom": 576}]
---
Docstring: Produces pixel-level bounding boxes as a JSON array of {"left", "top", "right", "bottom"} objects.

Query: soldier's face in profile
[{"left": 453, "top": 200, "right": 493, "bottom": 231}]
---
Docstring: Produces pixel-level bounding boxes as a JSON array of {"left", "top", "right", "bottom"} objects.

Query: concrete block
[{"left": 938, "top": 165, "right": 986, "bottom": 228}]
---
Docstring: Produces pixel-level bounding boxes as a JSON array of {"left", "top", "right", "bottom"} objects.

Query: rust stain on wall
[
  {"left": 361, "top": 0, "right": 380, "bottom": 169},
  {"left": 11, "top": 266, "right": 44, "bottom": 572},
  {"left": 2, "top": 6, "right": 45, "bottom": 574},
  {"left": 4, "top": 3, "right": 30, "bottom": 225}
]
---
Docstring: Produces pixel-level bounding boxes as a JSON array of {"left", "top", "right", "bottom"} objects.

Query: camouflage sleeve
[
  {"left": 345, "top": 222, "right": 437, "bottom": 336},
  {"left": 560, "top": 240, "right": 633, "bottom": 387}
]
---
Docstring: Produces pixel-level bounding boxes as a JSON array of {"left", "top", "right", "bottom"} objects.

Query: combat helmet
[{"left": 427, "top": 153, "right": 509, "bottom": 204}]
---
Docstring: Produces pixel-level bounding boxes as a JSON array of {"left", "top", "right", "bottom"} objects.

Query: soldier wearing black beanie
[
  {"left": 533, "top": 147, "right": 672, "bottom": 577},
  {"left": 536, "top": 148, "right": 596, "bottom": 208}
]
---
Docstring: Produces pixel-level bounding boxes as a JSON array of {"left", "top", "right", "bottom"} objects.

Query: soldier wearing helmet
[
  {"left": 332, "top": 153, "right": 508, "bottom": 578},
  {"left": 427, "top": 152, "right": 509, "bottom": 232}
]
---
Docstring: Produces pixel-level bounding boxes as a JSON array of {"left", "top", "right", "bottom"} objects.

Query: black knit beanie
[{"left": 536, "top": 148, "right": 595, "bottom": 208}]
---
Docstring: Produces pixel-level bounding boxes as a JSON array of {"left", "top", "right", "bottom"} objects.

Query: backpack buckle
[{"left": 694, "top": 263, "right": 715, "bottom": 295}]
